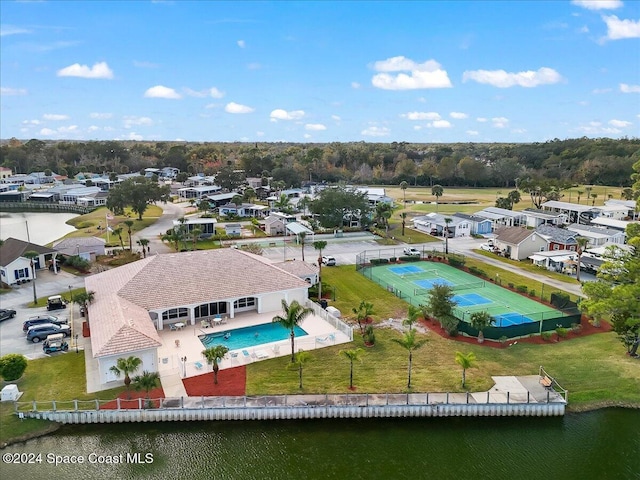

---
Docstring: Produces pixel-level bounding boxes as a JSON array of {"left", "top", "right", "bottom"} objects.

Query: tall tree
[
  {"left": 298, "top": 231, "right": 307, "bottom": 262},
  {"left": 455, "top": 351, "right": 477, "bottom": 388},
  {"left": 136, "top": 238, "right": 149, "bottom": 257},
  {"left": 469, "top": 311, "right": 494, "bottom": 343},
  {"left": 400, "top": 212, "right": 407, "bottom": 236},
  {"left": 313, "top": 240, "right": 328, "bottom": 299},
  {"left": 289, "top": 350, "right": 312, "bottom": 389},
  {"left": 310, "top": 185, "right": 371, "bottom": 229},
  {"left": 272, "top": 300, "right": 313, "bottom": 362},
  {"left": 112, "top": 227, "right": 124, "bottom": 250},
  {"left": 109, "top": 356, "right": 142, "bottom": 398},
  {"left": 132, "top": 371, "right": 160, "bottom": 405},
  {"left": 191, "top": 227, "right": 203, "bottom": 251},
  {"left": 575, "top": 237, "right": 590, "bottom": 283},
  {"left": 202, "top": 345, "right": 229, "bottom": 385},
  {"left": 23, "top": 250, "right": 39, "bottom": 305},
  {"left": 392, "top": 329, "right": 427, "bottom": 389},
  {"left": 444, "top": 217, "right": 453, "bottom": 254},
  {"left": 73, "top": 290, "right": 95, "bottom": 322},
  {"left": 107, "top": 177, "right": 170, "bottom": 220},
  {"left": 431, "top": 184, "right": 444, "bottom": 212},
  {"left": 124, "top": 219, "right": 134, "bottom": 251},
  {"left": 340, "top": 347, "right": 364, "bottom": 389},
  {"left": 400, "top": 181, "right": 408, "bottom": 207}
]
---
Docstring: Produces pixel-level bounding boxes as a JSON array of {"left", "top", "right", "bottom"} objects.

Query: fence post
[
  {"left": 52, "top": 400, "right": 56, "bottom": 412},
  {"left": 117, "top": 398, "right": 121, "bottom": 410},
  {"left": 95, "top": 399, "right": 99, "bottom": 410},
  {"left": 507, "top": 392, "right": 510, "bottom": 404},
  {"left": 466, "top": 392, "right": 469, "bottom": 404},
  {"left": 32, "top": 401, "right": 37, "bottom": 411},
  {"left": 446, "top": 392, "right": 449, "bottom": 404},
  {"left": 527, "top": 392, "right": 530, "bottom": 404},
  {"left": 138, "top": 398, "right": 142, "bottom": 409},
  {"left": 487, "top": 391, "right": 490, "bottom": 404}
]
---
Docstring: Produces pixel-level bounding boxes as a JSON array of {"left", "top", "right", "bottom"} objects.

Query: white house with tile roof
[{"left": 85, "top": 249, "right": 311, "bottom": 386}]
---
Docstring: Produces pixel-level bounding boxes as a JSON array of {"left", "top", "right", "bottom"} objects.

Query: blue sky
[{"left": 1, "top": 0, "right": 639, "bottom": 143}]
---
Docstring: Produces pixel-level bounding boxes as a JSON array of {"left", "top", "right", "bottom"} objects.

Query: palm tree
[
  {"left": 274, "top": 193, "right": 292, "bottom": 213},
  {"left": 112, "top": 226, "right": 124, "bottom": 250},
  {"left": 403, "top": 304, "right": 420, "bottom": 331},
  {"left": 243, "top": 187, "right": 256, "bottom": 203},
  {"left": 175, "top": 217, "right": 189, "bottom": 250},
  {"left": 576, "top": 190, "right": 584, "bottom": 204},
  {"left": 132, "top": 370, "right": 160, "bottom": 406},
  {"left": 455, "top": 351, "right": 477, "bottom": 388},
  {"left": 298, "top": 231, "right": 307, "bottom": 262},
  {"left": 375, "top": 202, "right": 392, "bottom": 234},
  {"left": 400, "top": 212, "right": 407, "bottom": 236},
  {"left": 231, "top": 194, "right": 244, "bottom": 207},
  {"left": 161, "top": 229, "right": 183, "bottom": 252},
  {"left": 444, "top": 217, "right": 453, "bottom": 254},
  {"left": 400, "top": 180, "right": 408, "bottom": 207},
  {"left": 313, "top": 240, "right": 328, "bottom": 299},
  {"left": 340, "top": 348, "right": 364, "bottom": 389},
  {"left": 124, "top": 219, "right": 134, "bottom": 251},
  {"left": 191, "top": 227, "right": 203, "bottom": 251},
  {"left": 202, "top": 345, "right": 230, "bottom": 384},
  {"left": 575, "top": 237, "right": 590, "bottom": 282},
  {"left": 352, "top": 300, "right": 374, "bottom": 335},
  {"left": 73, "top": 290, "right": 95, "bottom": 321},
  {"left": 591, "top": 193, "right": 598, "bottom": 206},
  {"left": 469, "top": 311, "right": 494, "bottom": 343},
  {"left": 137, "top": 238, "right": 149, "bottom": 257},
  {"left": 23, "top": 250, "right": 39, "bottom": 305},
  {"left": 289, "top": 350, "right": 311, "bottom": 389},
  {"left": 272, "top": 300, "right": 313, "bottom": 362},
  {"left": 431, "top": 184, "right": 443, "bottom": 212},
  {"left": 109, "top": 356, "right": 142, "bottom": 398},
  {"left": 392, "top": 329, "right": 427, "bottom": 389}
]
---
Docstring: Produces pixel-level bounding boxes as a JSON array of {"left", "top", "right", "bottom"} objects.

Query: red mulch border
[
  {"left": 421, "top": 316, "right": 613, "bottom": 348},
  {"left": 100, "top": 386, "right": 165, "bottom": 409},
  {"left": 182, "top": 365, "right": 246, "bottom": 396}
]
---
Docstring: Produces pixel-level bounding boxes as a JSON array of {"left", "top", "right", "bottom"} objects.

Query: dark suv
[
  {"left": 26, "top": 323, "right": 71, "bottom": 343},
  {"left": 23, "top": 314, "right": 68, "bottom": 333}
]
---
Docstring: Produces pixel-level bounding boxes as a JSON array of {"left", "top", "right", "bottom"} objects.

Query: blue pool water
[
  {"left": 200, "top": 323, "right": 308, "bottom": 350},
  {"left": 389, "top": 265, "right": 423, "bottom": 275}
]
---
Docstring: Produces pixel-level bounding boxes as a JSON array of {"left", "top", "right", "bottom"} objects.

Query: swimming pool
[{"left": 199, "top": 323, "right": 308, "bottom": 351}]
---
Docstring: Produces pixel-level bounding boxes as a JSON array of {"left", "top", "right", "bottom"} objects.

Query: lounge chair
[
  {"left": 242, "top": 350, "right": 250, "bottom": 359},
  {"left": 254, "top": 350, "right": 269, "bottom": 359},
  {"left": 201, "top": 320, "right": 210, "bottom": 328},
  {"left": 169, "top": 323, "right": 178, "bottom": 331},
  {"left": 194, "top": 361, "right": 203, "bottom": 370}
]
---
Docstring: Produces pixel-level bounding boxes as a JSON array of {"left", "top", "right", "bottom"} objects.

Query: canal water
[
  {"left": 0, "top": 211, "right": 78, "bottom": 245},
  {"left": 3, "top": 408, "right": 638, "bottom": 479}
]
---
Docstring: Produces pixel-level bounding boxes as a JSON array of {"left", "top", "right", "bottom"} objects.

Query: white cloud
[
  {"left": 270, "top": 109, "right": 305, "bottom": 121},
  {"left": 58, "top": 125, "right": 78, "bottom": 134},
  {"left": 620, "top": 83, "right": 640, "bottom": 93},
  {"left": 591, "top": 87, "right": 612, "bottom": 94},
  {"left": 305, "top": 123, "right": 326, "bottom": 131},
  {"left": 1, "top": 87, "right": 27, "bottom": 96},
  {"left": 402, "top": 111, "right": 441, "bottom": 121},
  {"left": 603, "top": 15, "right": 640, "bottom": 40},
  {"left": 428, "top": 120, "right": 452, "bottom": 128},
  {"left": 22, "top": 119, "right": 41, "bottom": 125},
  {"left": 39, "top": 128, "right": 56, "bottom": 136},
  {"left": 0, "top": 25, "right": 31, "bottom": 36},
  {"left": 90, "top": 112, "right": 113, "bottom": 119},
  {"left": 39, "top": 125, "right": 78, "bottom": 136},
  {"left": 462, "top": 67, "right": 562, "bottom": 88},
  {"left": 88, "top": 126, "right": 100, "bottom": 132},
  {"left": 124, "top": 132, "right": 143, "bottom": 141},
  {"left": 571, "top": 0, "right": 622, "bottom": 10},
  {"left": 413, "top": 125, "right": 422, "bottom": 131},
  {"left": 256, "top": 131, "right": 265, "bottom": 137},
  {"left": 361, "top": 126, "right": 390, "bottom": 137},
  {"left": 351, "top": 82, "right": 361, "bottom": 89},
  {"left": 331, "top": 115, "right": 341, "bottom": 122},
  {"left": 609, "top": 119, "right": 632, "bottom": 127},
  {"left": 492, "top": 117, "right": 510, "bottom": 128},
  {"left": 144, "top": 85, "right": 182, "bottom": 99},
  {"left": 476, "top": 117, "right": 488, "bottom": 122},
  {"left": 511, "top": 128, "right": 527, "bottom": 134},
  {"left": 225, "top": 102, "right": 254, "bottom": 114},
  {"left": 43, "top": 114, "right": 69, "bottom": 121},
  {"left": 184, "top": 87, "right": 225, "bottom": 98},
  {"left": 371, "top": 56, "right": 452, "bottom": 90},
  {"left": 209, "top": 87, "right": 225, "bottom": 98},
  {"left": 237, "top": 39, "right": 245, "bottom": 48},
  {"left": 466, "top": 130, "right": 479, "bottom": 136},
  {"left": 576, "top": 121, "right": 622, "bottom": 134},
  {"left": 303, "top": 133, "right": 312, "bottom": 139},
  {"left": 450, "top": 112, "right": 468, "bottom": 119},
  {"left": 123, "top": 116, "right": 153, "bottom": 128},
  {"left": 57, "top": 61, "right": 114, "bottom": 79}
]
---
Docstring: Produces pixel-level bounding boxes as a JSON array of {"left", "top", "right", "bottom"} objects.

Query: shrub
[
  {"left": 516, "top": 285, "right": 528, "bottom": 294},
  {"left": 0, "top": 354, "right": 28, "bottom": 381},
  {"left": 440, "top": 316, "right": 459, "bottom": 336},
  {"left": 499, "top": 335, "right": 508, "bottom": 345},
  {"left": 379, "top": 258, "right": 389, "bottom": 264},
  {"left": 571, "top": 322, "right": 583, "bottom": 333},
  {"left": 507, "top": 282, "right": 515, "bottom": 289},
  {"left": 528, "top": 289, "right": 536, "bottom": 297},
  {"left": 556, "top": 327, "right": 569, "bottom": 338},
  {"left": 447, "top": 255, "right": 466, "bottom": 267},
  {"left": 389, "top": 257, "right": 397, "bottom": 263},
  {"left": 65, "top": 255, "right": 91, "bottom": 272},
  {"left": 541, "top": 331, "right": 553, "bottom": 341},
  {"left": 364, "top": 325, "right": 376, "bottom": 345}
]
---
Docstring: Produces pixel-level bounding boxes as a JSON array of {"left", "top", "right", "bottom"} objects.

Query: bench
[{"left": 540, "top": 376, "right": 553, "bottom": 388}]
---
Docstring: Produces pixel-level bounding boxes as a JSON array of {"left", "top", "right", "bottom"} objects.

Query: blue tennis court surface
[
  {"left": 414, "top": 278, "right": 453, "bottom": 289},
  {"left": 494, "top": 312, "right": 535, "bottom": 326},
  {"left": 453, "top": 293, "right": 492, "bottom": 307},
  {"left": 389, "top": 265, "right": 423, "bottom": 275}
]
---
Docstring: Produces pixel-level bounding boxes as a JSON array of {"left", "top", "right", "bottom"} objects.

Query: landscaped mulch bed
[
  {"left": 422, "top": 317, "right": 612, "bottom": 348},
  {"left": 100, "top": 386, "right": 165, "bottom": 409},
  {"left": 182, "top": 366, "right": 246, "bottom": 396}
]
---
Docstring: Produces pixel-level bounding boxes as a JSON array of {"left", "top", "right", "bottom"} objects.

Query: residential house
[
  {"left": 53, "top": 237, "right": 107, "bottom": 261},
  {"left": 224, "top": 224, "right": 242, "bottom": 236},
  {"left": 60, "top": 186, "right": 103, "bottom": 205},
  {"left": 0, "top": 238, "right": 60, "bottom": 285},
  {"left": 565, "top": 224, "right": 626, "bottom": 247},
  {"left": 354, "top": 187, "right": 394, "bottom": 206},
  {"left": 541, "top": 200, "right": 599, "bottom": 224},
  {"left": 411, "top": 213, "right": 471, "bottom": 237},
  {"left": 522, "top": 208, "right": 567, "bottom": 228},
  {"left": 263, "top": 212, "right": 297, "bottom": 236},
  {"left": 173, "top": 217, "right": 217, "bottom": 236},
  {"left": 0, "top": 167, "right": 12, "bottom": 180},
  {"left": 206, "top": 192, "right": 240, "bottom": 208},
  {"left": 273, "top": 260, "right": 319, "bottom": 285},
  {"left": 604, "top": 199, "right": 637, "bottom": 219},
  {"left": 452, "top": 213, "right": 492, "bottom": 235},
  {"left": 594, "top": 204, "right": 629, "bottom": 220},
  {"left": 474, "top": 207, "right": 526, "bottom": 230},
  {"left": 84, "top": 249, "right": 310, "bottom": 388},
  {"left": 528, "top": 250, "right": 578, "bottom": 273},
  {"left": 535, "top": 225, "right": 578, "bottom": 251},
  {"left": 494, "top": 227, "right": 548, "bottom": 260},
  {"left": 219, "top": 203, "right": 270, "bottom": 218},
  {"left": 178, "top": 185, "right": 222, "bottom": 200},
  {"left": 590, "top": 216, "right": 638, "bottom": 232}
]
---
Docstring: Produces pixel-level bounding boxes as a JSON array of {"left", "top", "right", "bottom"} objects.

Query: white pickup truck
[{"left": 403, "top": 247, "right": 421, "bottom": 256}]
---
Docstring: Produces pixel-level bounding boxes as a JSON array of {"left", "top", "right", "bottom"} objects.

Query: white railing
[{"left": 305, "top": 300, "right": 353, "bottom": 341}]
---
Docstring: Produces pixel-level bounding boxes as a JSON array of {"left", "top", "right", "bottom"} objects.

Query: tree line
[{"left": 1, "top": 137, "right": 638, "bottom": 189}]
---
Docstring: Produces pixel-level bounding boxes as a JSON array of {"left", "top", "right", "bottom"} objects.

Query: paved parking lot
[{"left": 0, "top": 269, "right": 88, "bottom": 359}]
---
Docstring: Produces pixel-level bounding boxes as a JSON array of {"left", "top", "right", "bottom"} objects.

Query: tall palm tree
[
  {"left": 202, "top": 345, "right": 229, "bottom": 384},
  {"left": 112, "top": 226, "right": 124, "bottom": 250},
  {"left": 444, "top": 217, "right": 453, "bottom": 254},
  {"left": 191, "top": 227, "right": 203, "bottom": 251},
  {"left": 289, "top": 350, "right": 311, "bottom": 389},
  {"left": 23, "top": 250, "right": 39, "bottom": 305},
  {"left": 298, "top": 231, "right": 307, "bottom": 261},
  {"left": 431, "top": 184, "right": 443, "bottom": 212},
  {"left": 455, "top": 351, "right": 477, "bottom": 388},
  {"left": 340, "top": 347, "right": 364, "bottom": 389},
  {"left": 161, "top": 229, "right": 183, "bottom": 251},
  {"left": 400, "top": 180, "right": 408, "bottom": 207},
  {"left": 176, "top": 217, "right": 189, "bottom": 250},
  {"left": 272, "top": 300, "right": 313, "bottom": 362},
  {"left": 137, "top": 238, "right": 149, "bottom": 257},
  {"left": 124, "top": 219, "right": 134, "bottom": 251},
  {"left": 576, "top": 190, "right": 584, "bottom": 205},
  {"left": 575, "top": 237, "right": 590, "bottom": 282},
  {"left": 109, "top": 356, "right": 142, "bottom": 398},
  {"left": 313, "top": 240, "right": 328, "bottom": 299},
  {"left": 469, "top": 311, "right": 494, "bottom": 343},
  {"left": 392, "top": 329, "right": 427, "bottom": 389},
  {"left": 132, "top": 370, "right": 160, "bottom": 405},
  {"left": 73, "top": 290, "right": 95, "bottom": 322},
  {"left": 400, "top": 212, "right": 407, "bottom": 236},
  {"left": 403, "top": 304, "right": 420, "bottom": 331}
]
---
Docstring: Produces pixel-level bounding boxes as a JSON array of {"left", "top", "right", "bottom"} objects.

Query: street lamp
[
  {"left": 75, "top": 334, "right": 79, "bottom": 354},
  {"left": 68, "top": 285, "right": 74, "bottom": 352},
  {"left": 181, "top": 356, "right": 187, "bottom": 377}
]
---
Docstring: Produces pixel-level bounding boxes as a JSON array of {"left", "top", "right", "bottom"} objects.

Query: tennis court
[{"left": 361, "top": 261, "right": 566, "bottom": 328}]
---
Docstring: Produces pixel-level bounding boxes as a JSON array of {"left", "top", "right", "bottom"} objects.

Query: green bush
[
  {"left": 440, "top": 316, "right": 459, "bottom": 336},
  {"left": 556, "top": 327, "right": 569, "bottom": 338},
  {"left": 65, "top": 255, "right": 90, "bottom": 271},
  {"left": 528, "top": 289, "right": 536, "bottom": 297},
  {"left": 507, "top": 282, "right": 515, "bottom": 289},
  {"left": 364, "top": 325, "right": 376, "bottom": 345},
  {"left": 541, "top": 331, "right": 553, "bottom": 341},
  {"left": 389, "top": 257, "right": 397, "bottom": 263},
  {"left": 447, "top": 255, "right": 466, "bottom": 267},
  {"left": 516, "top": 285, "right": 528, "bottom": 293},
  {"left": 399, "top": 256, "right": 421, "bottom": 262},
  {"left": 0, "top": 354, "right": 28, "bottom": 381}
]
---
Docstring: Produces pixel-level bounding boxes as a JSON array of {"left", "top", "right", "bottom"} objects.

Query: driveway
[{"left": 132, "top": 201, "right": 189, "bottom": 255}]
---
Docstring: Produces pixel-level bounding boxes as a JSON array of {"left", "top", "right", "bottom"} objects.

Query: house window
[
  {"left": 553, "top": 244, "right": 559, "bottom": 250},
  {"left": 233, "top": 297, "right": 256, "bottom": 309},
  {"left": 162, "top": 307, "right": 189, "bottom": 321},
  {"left": 194, "top": 301, "right": 227, "bottom": 318}
]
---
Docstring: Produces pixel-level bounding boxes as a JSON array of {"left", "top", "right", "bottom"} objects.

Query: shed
[{"left": 1, "top": 384, "right": 22, "bottom": 401}]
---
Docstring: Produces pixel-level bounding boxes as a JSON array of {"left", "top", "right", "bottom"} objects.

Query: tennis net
[{"left": 414, "top": 280, "right": 485, "bottom": 297}]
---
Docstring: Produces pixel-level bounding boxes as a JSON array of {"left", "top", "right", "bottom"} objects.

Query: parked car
[
  {"left": 322, "top": 256, "right": 336, "bottom": 266},
  {"left": 403, "top": 247, "right": 421, "bottom": 257},
  {"left": 47, "top": 295, "right": 67, "bottom": 311},
  {"left": 26, "top": 323, "right": 71, "bottom": 343},
  {"left": 479, "top": 243, "right": 494, "bottom": 252},
  {"left": 0, "top": 309, "right": 17, "bottom": 323},
  {"left": 23, "top": 314, "right": 69, "bottom": 333}
]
